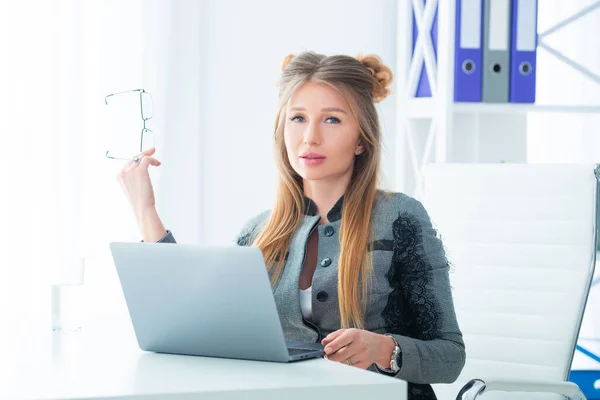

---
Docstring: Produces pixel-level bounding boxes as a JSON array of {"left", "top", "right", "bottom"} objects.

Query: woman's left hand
[{"left": 321, "top": 328, "right": 394, "bottom": 369}]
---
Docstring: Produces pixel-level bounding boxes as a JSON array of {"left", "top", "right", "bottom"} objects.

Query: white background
[{"left": 0, "top": 0, "right": 598, "bottom": 349}]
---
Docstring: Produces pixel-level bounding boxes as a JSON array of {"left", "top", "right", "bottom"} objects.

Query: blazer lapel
[{"left": 273, "top": 214, "right": 321, "bottom": 342}]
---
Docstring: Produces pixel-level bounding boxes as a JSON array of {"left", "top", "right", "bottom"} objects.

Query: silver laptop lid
[{"left": 109, "top": 242, "right": 290, "bottom": 362}]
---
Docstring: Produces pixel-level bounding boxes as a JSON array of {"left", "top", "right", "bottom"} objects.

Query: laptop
[{"left": 109, "top": 241, "right": 324, "bottom": 362}]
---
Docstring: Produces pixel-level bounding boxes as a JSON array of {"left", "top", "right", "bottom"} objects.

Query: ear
[{"left": 355, "top": 141, "right": 365, "bottom": 155}]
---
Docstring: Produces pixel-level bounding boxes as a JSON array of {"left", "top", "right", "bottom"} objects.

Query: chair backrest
[{"left": 421, "top": 164, "right": 598, "bottom": 400}]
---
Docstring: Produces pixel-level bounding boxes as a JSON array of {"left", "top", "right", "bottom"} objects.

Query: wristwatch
[{"left": 376, "top": 334, "right": 401, "bottom": 374}]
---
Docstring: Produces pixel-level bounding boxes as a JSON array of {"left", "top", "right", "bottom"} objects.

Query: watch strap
[{"left": 376, "top": 334, "right": 401, "bottom": 374}]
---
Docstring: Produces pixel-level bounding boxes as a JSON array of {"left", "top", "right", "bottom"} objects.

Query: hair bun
[
  {"left": 276, "top": 54, "right": 296, "bottom": 88},
  {"left": 355, "top": 52, "right": 393, "bottom": 103},
  {"left": 281, "top": 54, "right": 295, "bottom": 71}
]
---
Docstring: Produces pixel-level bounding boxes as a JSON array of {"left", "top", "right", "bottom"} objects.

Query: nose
[{"left": 303, "top": 121, "right": 321, "bottom": 145}]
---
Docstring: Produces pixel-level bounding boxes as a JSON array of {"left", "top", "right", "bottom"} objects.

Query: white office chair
[{"left": 421, "top": 164, "right": 599, "bottom": 400}]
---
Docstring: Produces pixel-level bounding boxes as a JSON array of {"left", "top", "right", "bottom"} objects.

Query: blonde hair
[{"left": 255, "top": 51, "right": 393, "bottom": 329}]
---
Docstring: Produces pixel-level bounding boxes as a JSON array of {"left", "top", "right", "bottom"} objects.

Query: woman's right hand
[{"left": 117, "top": 147, "right": 162, "bottom": 222}]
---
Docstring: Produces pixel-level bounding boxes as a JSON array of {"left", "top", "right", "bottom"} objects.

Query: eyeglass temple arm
[
  {"left": 104, "top": 88, "right": 146, "bottom": 105},
  {"left": 105, "top": 150, "right": 137, "bottom": 161}
]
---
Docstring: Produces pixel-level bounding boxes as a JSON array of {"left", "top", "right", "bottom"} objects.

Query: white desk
[{"left": 0, "top": 322, "right": 407, "bottom": 400}]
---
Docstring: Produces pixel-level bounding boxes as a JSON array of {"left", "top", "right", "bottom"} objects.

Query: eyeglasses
[{"left": 104, "top": 88, "right": 155, "bottom": 161}]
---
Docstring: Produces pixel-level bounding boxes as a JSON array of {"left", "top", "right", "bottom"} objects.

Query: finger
[
  {"left": 354, "top": 359, "right": 371, "bottom": 370},
  {"left": 341, "top": 352, "right": 368, "bottom": 369},
  {"left": 326, "top": 343, "right": 354, "bottom": 362},
  {"left": 142, "top": 156, "right": 161, "bottom": 166},
  {"left": 125, "top": 155, "right": 145, "bottom": 172},
  {"left": 138, "top": 156, "right": 161, "bottom": 170},
  {"left": 141, "top": 147, "right": 156, "bottom": 156},
  {"left": 122, "top": 154, "right": 143, "bottom": 171},
  {"left": 324, "top": 331, "right": 354, "bottom": 356},
  {"left": 326, "top": 340, "right": 363, "bottom": 363},
  {"left": 123, "top": 147, "right": 156, "bottom": 169},
  {"left": 125, "top": 156, "right": 161, "bottom": 172},
  {"left": 122, "top": 148, "right": 156, "bottom": 170},
  {"left": 321, "top": 329, "right": 345, "bottom": 345}
]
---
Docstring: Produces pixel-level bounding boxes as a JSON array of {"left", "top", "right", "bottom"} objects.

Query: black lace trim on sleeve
[{"left": 382, "top": 212, "right": 441, "bottom": 341}]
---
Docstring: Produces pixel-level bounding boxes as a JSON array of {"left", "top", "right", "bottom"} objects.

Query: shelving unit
[
  {"left": 395, "top": 0, "right": 600, "bottom": 198},
  {"left": 406, "top": 98, "right": 600, "bottom": 118}
]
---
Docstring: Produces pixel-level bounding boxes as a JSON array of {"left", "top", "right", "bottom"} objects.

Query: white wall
[
  {"left": 158, "top": 0, "right": 399, "bottom": 247},
  {"left": 528, "top": 0, "right": 600, "bottom": 164}
]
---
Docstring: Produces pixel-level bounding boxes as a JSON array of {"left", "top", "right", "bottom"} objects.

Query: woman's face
[{"left": 284, "top": 82, "right": 364, "bottom": 183}]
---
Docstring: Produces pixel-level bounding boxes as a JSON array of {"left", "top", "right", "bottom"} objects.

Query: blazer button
[
  {"left": 316, "top": 291, "right": 329, "bottom": 302},
  {"left": 320, "top": 258, "right": 332, "bottom": 267},
  {"left": 324, "top": 226, "right": 335, "bottom": 237}
]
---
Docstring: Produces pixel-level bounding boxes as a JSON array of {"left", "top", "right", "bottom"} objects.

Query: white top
[
  {"left": 1, "top": 321, "right": 406, "bottom": 400},
  {"left": 300, "top": 286, "right": 313, "bottom": 320}
]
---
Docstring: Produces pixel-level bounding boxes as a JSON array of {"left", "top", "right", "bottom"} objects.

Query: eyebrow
[{"left": 289, "top": 106, "right": 347, "bottom": 114}]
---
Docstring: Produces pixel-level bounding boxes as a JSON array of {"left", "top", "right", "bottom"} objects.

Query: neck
[{"left": 303, "top": 176, "right": 350, "bottom": 224}]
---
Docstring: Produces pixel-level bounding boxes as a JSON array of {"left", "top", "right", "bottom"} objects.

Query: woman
[{"left": 117, "top": 51, "right": 465, "bottom": 400}]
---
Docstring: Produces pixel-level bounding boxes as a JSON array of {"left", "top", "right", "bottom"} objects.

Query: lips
[
  {"left": 300, "top": 157, "right": 325, "bottom": 165},
  {"left": 300, "top": 152, "right": 325, "bottom": 159}
]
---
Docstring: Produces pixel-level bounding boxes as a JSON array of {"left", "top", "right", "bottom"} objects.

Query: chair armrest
[{"left": 456, "top": 378, "right": 586, "bottom": 400}]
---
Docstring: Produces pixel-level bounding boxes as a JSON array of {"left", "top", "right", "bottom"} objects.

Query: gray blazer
[{"left": 155, "top": 190, "right": 465, "bottom": 400}]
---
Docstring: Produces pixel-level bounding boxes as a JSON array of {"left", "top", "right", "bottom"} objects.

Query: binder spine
[
  {"left": 509, "top": 0, "right": 538, "bottom": 103},
  {"left": 482, "top": 0, "right": 511, "bottom": 102},
  {"left": 454, "top": 0, "right": 484, "bottom": 102}
]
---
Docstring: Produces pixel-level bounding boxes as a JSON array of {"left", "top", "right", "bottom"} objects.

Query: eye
[{"left": 289, "top": 115, "right": 341, "bottom": 124}]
